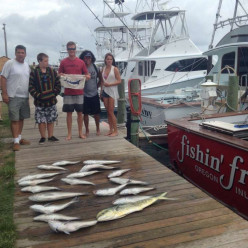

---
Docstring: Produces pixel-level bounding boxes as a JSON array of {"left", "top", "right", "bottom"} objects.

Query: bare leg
[
  {"left": 47, "top": 122, "right": 54, "bottom": 138},
  {"left": 66, "top": 112, "right": 72, "bottom": 140},
  {"left": 11, "top": 121, "right": 20, "bottom": 140},
  {"left": 77, "top": 112, "right": 86, "bottom": 139},
  {"left": 18, "top": 119, "right": 24, "bottom": 136},
  {"left": 108, "top": 97, "right": 118, "bottom": 137},
  {"left": 39, "top": 123, "right": 46, "bottom": 138},
  {"left": 103, "top": 97, "right": 113, "bottom": 135},
  {"left": 84, "top": 114, "right": 89, "bottom": 136},
  {"left": 0, "top": 102, "right": 2, "bottom": 120},
  {"left": 94, "top": 114, "right": 100, "bottom": 135}
]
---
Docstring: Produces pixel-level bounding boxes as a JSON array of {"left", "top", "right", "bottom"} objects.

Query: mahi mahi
[
  {"left": 109, "top": 177, "right": 148, "bottom": 185},
  {"left": 93, "top": 184, "right": 127, "bottom": 196},
  {"left": 61, "top": 178, "right": 95, "bottom": 186},
  {"left": 18, "top": 178, "right": 55, "bottom": 186},
  {"left": 21, "top": 185, "right": 60, "bottom": 193},
  {"left": 112, "top": 195, "right": 153, "bottom": 205},
  {"left": 30, "top": 197, "right": 79, "bottom": 214},
  {"left": 83, "top": 160, "right": 120, "bottom": 165},
  {"left": 66, "top": 170, "right": 100, "bottom": 178},
  {"left": 120, "top": 187, "right": 155, "bottom": 195},
  {"left": 37, "top": 165, "right": 67, "bottom": 171},
  {"left": 18, "top": 172, "right": 64, "bottom": 183},
  {"left": 97, "top": 192, "right": 173, "bottom": 221},
  {"left": 34, "top": 213, "right": 80, "bottom": 222},
  {"left": 29, "top": 192, "right": 87, "bottom": 202},
  {"left": 48, "top": 219, "right": 97, "bottom": 235},
  {"left": 80, "top": 164, "right": 118, "bottom": 172},
  {"left": 52, "top": 161, "right": 80, "bottom": 166},
  {"left": 108, "top": 169, "right": 130, "bottom": 178}
]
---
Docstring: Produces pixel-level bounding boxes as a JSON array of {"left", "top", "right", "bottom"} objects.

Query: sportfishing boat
[
  {"left": 167, "top": 0, "right": 248, "bottom": 219},
  {"left": 126, "top": 7, "right": 208, "bottom": 95}
]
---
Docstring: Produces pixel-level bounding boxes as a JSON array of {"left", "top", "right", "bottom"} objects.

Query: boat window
[
  {"left": 238, "top": 47, "right": 248, "bottom": 86},
  {"left": 138, "top": 61, "right": 156, "bottom": 76},
  {"left": 221, "top": 52, "right": 235, "bottom": 73},
  {"left": 165, "top": 58, "right": 208, "bottom": 72},
  {"left": 116, "top": 62, "right": 127, "bottom": 74}
]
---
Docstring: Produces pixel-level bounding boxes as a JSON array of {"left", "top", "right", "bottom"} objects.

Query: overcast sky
[{"left": 0, "top": 0, "right": 245, "bottom": 65}]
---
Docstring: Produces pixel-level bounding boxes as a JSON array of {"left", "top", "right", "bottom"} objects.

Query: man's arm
[{"left": 0, "top": 76, "right": 9, "bottom": 104}]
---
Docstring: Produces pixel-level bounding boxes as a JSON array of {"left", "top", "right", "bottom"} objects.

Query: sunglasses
[{"left": 67, "top": 47, "right": 76, "bottom": 51}]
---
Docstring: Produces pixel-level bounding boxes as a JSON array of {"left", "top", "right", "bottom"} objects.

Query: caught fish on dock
[
  {"left": 37, "top": 165, "right": 67, "bottom": 171},
  {"left": 18, "top": 178, "right": 55, "bottom": 187},
  {"left": 93, "top": 184, "right": 127, "bottom": 196},
  {"left": 18, "top": 172, "right": 64, "bottom": 183},
  {"left": 83, "top": 160, "right": 120, "bottom": 165},
  {"left": 29, "top": 192, "right": 88, "bottom": 202},
  {"left": 21, "top": 185, "right": 60, "bottom": 193},
  {"left": 120, "top": 187, "right": 155, "bottom": 195},
  {"left": 108, "top": 169, "right": 131, "bottom": 178},
  {"left": 34, "top": 213, "right": 80, "bottom": 222},
  {"left": 52, "top": 161, "right": 80, "bottom": 166},
  {"left": 80, "top": 164, "right": 118, "bottom": 172},
  {"left": 97, "top": 192, "right": 173, "bottom": 221},
  {"left": 109, "top": 177, "right": 148, "bottom": 185},
  {"left": 30, "top": 197, "right": 79, "bottom": 214},
  {"left": 112, "top": 195, "right": 153, "bottom": 205},
  {"left": 66, "top": 170, "right": 100, "bottom": 178},
  {"left": 48, "top": 219, "right": 97, "bottom": 235},
  {"left": 61, "top": 178, "right": 95, "bottom": 186}
]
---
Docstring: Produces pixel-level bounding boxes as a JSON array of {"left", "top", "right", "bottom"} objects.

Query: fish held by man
[
  {"left": 93, "top": 184, "right": 127, "bottom": 196},
  {"left": 37, "top": 165, "right": 67, "bottom": 171},
  {"left": 83, "top": 160, "right": 120, "bottom": 165},
  {"left": 29, "top": 192, "right": 88, "bottom": 202},
  {"left": 120, "top": 187, "right": 155, "bottom": 195},
  {"left": 21, "top": 185, "right": 61, "bottom": 193},
  {"left": 80, "top": 164, "right": 118, "bottom": 172},
  {"left": 109, "top": 177, "right": 148, "bottom": 185},
  {"left": 97, "top": 192, "right": 174, "bottom": 222},
  {"left": 34, "top": 213, "right": 80, "bottom": 222},
  {"left": 30, "top": 197, "right": 79, "bottom": 214},
  {"left": 61, "top": 178, "right": 95, "bottom": 186},
  {"left": 48, "top": 219, "right": 97, "bottom": 234},
  {"left": 18, "top": 178, "right": 55, "bottom": 186},
  {"left": 52, "top": 160, "right": 80, "bottom": 166},
  {"left": 108, "top": 169, "right": 131, "bottom": 178}
]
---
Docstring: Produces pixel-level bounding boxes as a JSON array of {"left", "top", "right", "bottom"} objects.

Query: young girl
[{"left": 101, "top": 53, "right": 121, "bottom": 136}]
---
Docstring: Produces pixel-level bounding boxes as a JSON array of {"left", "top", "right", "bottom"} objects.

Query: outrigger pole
[{"left": 103, "top": 0, "right": 145, "bottom": 49}]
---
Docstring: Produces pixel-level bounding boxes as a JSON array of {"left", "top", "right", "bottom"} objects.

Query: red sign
[{"left": 168, "top": 124, "right": 248, "bottom": 219}]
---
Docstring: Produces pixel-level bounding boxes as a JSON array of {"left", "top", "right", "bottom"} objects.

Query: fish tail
[{"left": 157, "top": 192, "right": 177, "bottom": 201}]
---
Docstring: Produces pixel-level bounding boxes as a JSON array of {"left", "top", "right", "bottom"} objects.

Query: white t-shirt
[{"left": 1, "top": 59, "right": 30, "bottom": 98}]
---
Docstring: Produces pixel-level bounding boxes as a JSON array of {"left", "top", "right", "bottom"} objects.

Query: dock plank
[{"left": 14, "top": 97, "right": 248, "bottom": 247}]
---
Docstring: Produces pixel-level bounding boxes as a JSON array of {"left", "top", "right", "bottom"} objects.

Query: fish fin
[
  {"left": 157, "top": 192, "right": 177, "bottom": 201},
  {"left": 64, "top": 231, "right": 70, "bottom": 235},
  {"left": 72, "top": 197, "right": 80, "bottom": 203}
]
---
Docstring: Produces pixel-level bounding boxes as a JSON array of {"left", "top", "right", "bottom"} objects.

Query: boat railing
[{"left": 215, "top": 14, "right": 248, "bottom": 30}]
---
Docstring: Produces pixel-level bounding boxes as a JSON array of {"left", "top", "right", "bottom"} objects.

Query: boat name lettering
[
  {"left": 177, "top": 135, "right": 248, "bottom": 191},
  {"left": 177, "top": 135, "right": 223, "bottom": 172},
  {"left": 141, "top": 109, "right": 152, "bottom": 119}
]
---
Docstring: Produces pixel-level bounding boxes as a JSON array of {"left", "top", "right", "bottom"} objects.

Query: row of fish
[{"left": 18, "top": 159, "right": 175, "bottom": 234}]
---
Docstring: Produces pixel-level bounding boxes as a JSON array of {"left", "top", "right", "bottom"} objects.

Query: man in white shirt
[{"left": 1, "top": 45, "right": 31, "bottom": 151}]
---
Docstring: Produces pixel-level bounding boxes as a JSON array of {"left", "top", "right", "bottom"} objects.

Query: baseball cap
[{"left": 85, "top": 52, "right": 92, "bottom": 57}]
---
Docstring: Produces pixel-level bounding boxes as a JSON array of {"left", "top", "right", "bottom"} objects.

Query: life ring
[{"left": 128, "top": 79, "right": 142, "bottom": 116}]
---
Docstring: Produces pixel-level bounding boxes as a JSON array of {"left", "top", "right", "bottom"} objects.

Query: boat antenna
[
  {"left": 103, "top": 0, "right": 145, "bottom": 49},
  {"left": 208, "top": 0, "right": 223, "bottom": 49},
  {"left": 2, "top": 23, "right": 8, "bottom": 57}
]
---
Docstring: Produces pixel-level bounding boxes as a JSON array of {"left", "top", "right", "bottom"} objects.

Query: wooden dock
[{"left": 14, "top": 97, "right": 248, "bottom": 248}]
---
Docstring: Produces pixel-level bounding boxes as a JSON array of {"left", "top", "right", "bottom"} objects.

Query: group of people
[{"left": 0, "top": 41, "right": 121, "bottom": 151}]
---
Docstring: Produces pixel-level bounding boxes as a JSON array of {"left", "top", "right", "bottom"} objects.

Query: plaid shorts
[{"left": 35, "top": 105, "right": 58, "bottom": 124}]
